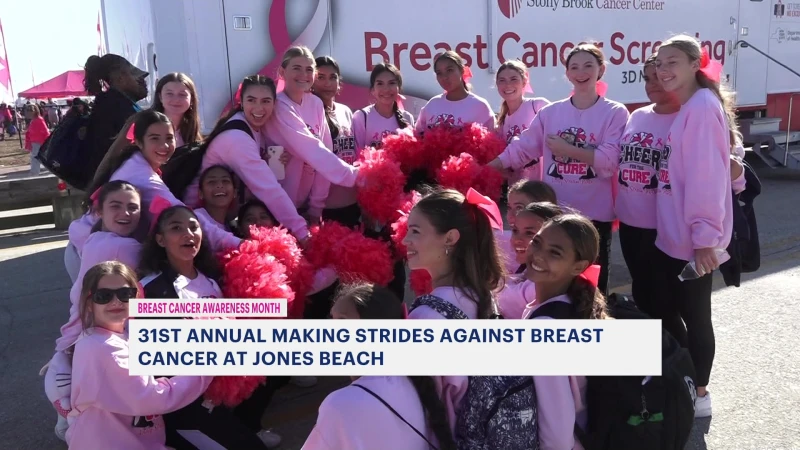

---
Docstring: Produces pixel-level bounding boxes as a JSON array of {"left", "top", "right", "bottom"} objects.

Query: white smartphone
[{"left": 267, "top": 146, "right": 286, "bottom": 180}]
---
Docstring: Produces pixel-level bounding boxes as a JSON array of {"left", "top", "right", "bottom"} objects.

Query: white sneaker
[
  {"left": 290, "top": 376, "right": 318, "bottom": 388},
  {"left": 695, "top": 392, "right": 712, "bottom": 418},
  {"left": 54, "top": 415, "right": 68, "bottom": 441},
  {"left": 257, "top": 429, "right": 282, "bottom": 448}
]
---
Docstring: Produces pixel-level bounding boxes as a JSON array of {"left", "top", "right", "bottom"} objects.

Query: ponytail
[
  {"left": 497, "top": 101, "right": 510, "bottom": 128},
  {"left": 392, "top": 101, "right": 409, "bottom": 130},
  {"left": 566, "top": 277, "right": 609, "bottom": 320},
  {"left": 407, "top": 376, "right": 457, "bottom": 450}
]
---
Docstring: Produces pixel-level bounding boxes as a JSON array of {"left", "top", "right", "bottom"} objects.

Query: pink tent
[{"left": 19, "top": 70, "right": 87, "bottom": 99}]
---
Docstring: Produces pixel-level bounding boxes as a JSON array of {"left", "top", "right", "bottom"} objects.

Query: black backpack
[
  {"left": 529, "top": 294, "right": 697, "bottom": 450},
  {"left": 721, "top": 159, "right": 761, "bottom": 287},
  {"left": 161, "top": 119, "right": 253, "bottom": 201},
  {"left": 35, "top": 112, "right": 93, "bottom": 190},
  {"left": 409, "top": 295, "right": 538, "bottom": 450}
]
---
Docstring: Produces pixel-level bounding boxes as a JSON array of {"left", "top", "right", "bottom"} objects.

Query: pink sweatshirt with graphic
[
  {"left": 501, "top": 98, "right": 551, "bottom": 183},
  {"left": 182, "top": 112, "right": 308, "bottom": 239},
  {"left": 352, "top": 104, "right": 416, "bottom": 150},
  {"left": 415, "top": 92, "right": 495, "bottom": 133},
  {"left": 655, "top": 89, "right": 733, "bottom": 261},
  {"left": 498, "top": 97, "right": 629, "bottom": 222},
  {"left": 325, "top": 102, "right": 359, "bottom": 209},
  {"left": 616, "top": 104, "right": 678, "bottom": 230},
  {"left": 523, "top": 294, "right": 588, "bottom": 450},
  {"left": 302, "top": 376, "right": 437, "bottom": 450},
  {"left": 66, "top": 328, "right": 211, "bottom": 450},
  {"left": 56, "top": 232, "right": 141, "bottom": 352},
  {"left": 408, "top": 286, "right": 477, "bottom": 434}
]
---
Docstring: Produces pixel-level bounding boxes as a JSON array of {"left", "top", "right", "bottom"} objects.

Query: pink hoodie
[
  {"left": 55, "top": 231, "right": 142, "bottom": 352},
  {"left": 498, "top": 97, "right": 630, "bottom": 222},
  {"left": 616, "top": 104, "right": 678, "bottom": 229},
  {"left": 352, "top": 104, "right": 416, "bottom": 150},
  {"left": 655, "top": 89, "right": 733, "bottom": 261},
  {"left": 66, "top": 328, "right": 212, "bottom": 450},
  {"left": 496, "top": 274, "right": 536, "bottom": 320},
  {"left": 325, "top": 102, "right": 359, "bottom": 209},
  {"left": 501, "top": 98, "right": 551, "bottom": 183},
  {"left": 183, "top": 112, "right": 309, "bottom": 240},
  {"left": 523, "top": 294, "right": 588, "bottom": 450},
  {"left": 302, "top": 376, "right": 438, "bottom": 450},
  {"left": 408, "top": 286, "right": 477, "bottom": 434},
  {"left": 415, "top": 92, "right": 495, "bottom": 133}
]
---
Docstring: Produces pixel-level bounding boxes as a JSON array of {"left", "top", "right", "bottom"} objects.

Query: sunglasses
[{"left": 92, "top": 287, "right": 138, "bottom": 305}]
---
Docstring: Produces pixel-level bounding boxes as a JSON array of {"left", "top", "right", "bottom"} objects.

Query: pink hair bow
[
  {"left": 125, "top": 124, "right": 136, "bottom": 143},
  {"left": 465, "top": 188, "right": 504, "bottom": 231},
  {"left": 699, "top": 48, "right": 723, "bottom": 84},
  {"left": 523, "top": 77, "right": 534, "bottom": 95},
  {"left": 276, "top": 78, "right": 286, "bottom": 94},
  {"left": 396, "top": 94, "right": 407, "bottom": 111},
  {"left": 234, "top": 83, "right": 243, "bottom": 106},
  {"left": 148, "top": 196, "right": 172, "bottom": 234},
  {"left": 462, "top": 66, "right": 473, "bottom": 83},
  {"left": 578, "top": 264, "right": 601, "bottom": 288},
  {"left": 89, "top": 187, "right": 102, "bottom": 210}
]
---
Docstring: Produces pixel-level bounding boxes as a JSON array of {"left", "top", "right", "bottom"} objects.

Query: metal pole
[{"left": 786, "top": 95, "right": 794, "bottom": 167}]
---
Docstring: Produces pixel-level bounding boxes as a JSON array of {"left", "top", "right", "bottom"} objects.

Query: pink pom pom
[
  {"left": 248, "top": 226, "right": 315, "bottom": 308},
  {"left": 356, "top": 148, "right": 406, "bottom": 224},
  {"left": 410, "top": 270, "right": 433, "bottom": 296},
  {"left": 436, "top": 153, "right": 482, "bottom": 195},
  {"left": 390, "top": 191, "right": 421, "bottom": 258},
  {"left": 309, "top": 222, "right": 394, "bottom": 285},
  {"left": 382, "top": 132, "right": 426, "bottom": 174},
  {"left": 461, "top": 123, "right": 506, "bottom": 164},
  {"left": 471, "top": 165, "right": 505, "bottom": 201},
  {"left": 203, "top": 375, "right": 266, "bottom": 408}
]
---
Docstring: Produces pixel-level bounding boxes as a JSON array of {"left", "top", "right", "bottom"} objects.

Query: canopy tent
[{"left": 19, "top": 70, "right": 87, "bottom": 99}]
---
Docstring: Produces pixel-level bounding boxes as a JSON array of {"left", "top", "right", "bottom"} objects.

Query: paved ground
[{"left": 0, "top": 173, "right": 798, "bottom": 449}]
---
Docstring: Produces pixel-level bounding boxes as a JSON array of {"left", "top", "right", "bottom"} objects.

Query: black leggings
[
  {"left": 618, "top": 223, "right": 659, "bottom": 305},
  {"left": 642, "top": 248, "right": 715, "bottom": 386},
  {"left": 592, "top": 221, "right": 613, "bottom": 296},
  {"left": 164, "top": 397, "right": 268, "bottom": 449}
]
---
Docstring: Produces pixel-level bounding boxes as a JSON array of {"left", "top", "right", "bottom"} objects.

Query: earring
[{"left": 445, "top": 247, "right": 450, "bottom": 256}]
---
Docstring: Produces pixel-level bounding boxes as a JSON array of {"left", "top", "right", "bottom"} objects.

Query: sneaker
[
  {"left": 257, "top": 429, "right": 282, "bottom": 448},
  {"left": 290, "top": 376, "right": 318, "bottom": 388},
  {"left": 695, "top": 392, "right": 712, "bottom": 418},
  {"left": 54, "top": 415, "right": 68, "bottom": 441}
]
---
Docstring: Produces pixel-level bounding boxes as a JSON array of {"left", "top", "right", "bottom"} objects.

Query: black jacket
[
  {"left": 721, "top": 161, "right": 761, "bottom": 287},
  {"left": 87, "top": 88, "right": 139, "bottom": 176}
]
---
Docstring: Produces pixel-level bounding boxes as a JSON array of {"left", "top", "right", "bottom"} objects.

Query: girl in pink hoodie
[
  {"left": 650, "top": 34, "right": 738, "bottom": 418},
  {"left": 46, "top": 180, "right": 144, "bottom": 441},
  {"left": 404, "top": 189, "right": 506, "bottom": 431},
  {"left": 303, "top": 283, "right": 456, "bottom": 450},
  {"left": 496, "top": 60, "right": 551, "bottom": 183},
  {"left": 352, "top": 62, "right": 416, "bottom": 152},
  {"left": 523, "top": 213, "right": 611, "bottom": 450},
  {"left": 264, "top": 46, "right": 361, "bottom": 225},
  {"left": 415, "top": 51, "right": 495, "bottom": 133},
  {"left": 65, "top": 261, "right": 212, "bottom": 450},
  {"left": 489, "top": 43, "right": 630, "bottom": 296},
  {"left": 152, "top": 72, "right": 203, "bottom": 147}
]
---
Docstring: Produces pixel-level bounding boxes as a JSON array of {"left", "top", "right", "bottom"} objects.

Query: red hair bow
[
  {"left": 462, "top": 65, "right": 473, "bottom": 83},
  {"left": 465, "top": 188, "right": 504, "bottom": 231},
  {"left": 125, "top": 123, "right": 136, "bottom": 144},
  {"left": 699, "top": 48, "right": 723, "bottom": 84},
  {"left": 234, "top": 83, "right": 243, "bottom": 106},
  {"left": 148, "top": 196, "right": 172, "bottom": 234},
  {"left": 89, "top": 187, "right": 102, "bottom": 211},
  {"left": 578, "top": 264, "right": 602, "bottom": 288}
]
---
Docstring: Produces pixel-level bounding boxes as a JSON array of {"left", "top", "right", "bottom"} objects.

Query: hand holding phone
[{"left": 267, "top": 146, "right": 285, "bottom": 180}]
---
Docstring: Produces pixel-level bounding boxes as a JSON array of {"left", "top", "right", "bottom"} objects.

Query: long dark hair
[
  {"left": 83, "top": 54, "right": 131, "bottom": 95},
  {"left": 206, "top": 75, "right": 277, "bottom": 145},
  {"left": 138, "top": 206, "right": 221, "bottom": 280},
  {"left": 413, "top": 189, "right": 505, "bottom": 319},
  {"left": 83, "top": 110, "right": 172, "bottom": 211},
  {"left": 369, "top": 62, "right": 409, "bottom": 130},
  {"left": 508, "top": 179, "right": 557, "bottom": 204},
  {"left": 313, "top": 56, "right": 341, "bottom": 140},
  {"left": 153, "top": 73, "right": 202, "bottom": 144},
  {"left": 544, "top": 214, "right": 609, "bottom": 320},
  {"left": 334, "top": 283, "right": 456, "bottom": 450},
  {"left": 434, "top": 50, "right": 471, "bottom": 92}
]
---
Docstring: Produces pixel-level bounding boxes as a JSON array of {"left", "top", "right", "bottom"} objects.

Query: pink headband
[
  {"left": 465, "top": 188, "right": 504, "bottom": 231},
  {"left": 699, "top": 48, "right": 722, "bottom": 83}
]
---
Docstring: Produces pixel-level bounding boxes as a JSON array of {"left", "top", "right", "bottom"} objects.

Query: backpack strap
[
  {"left": 219, "top": 119, "right": 254, "bottom": 139},
  {"left": 410, "top": 294, "right": 469, "bottom": 320},
  {"left": 352, "top": 384, "right": 439, "bottom": 450},
  {"left": 527, "top": 300, "right": 574, "bottom": 320}
]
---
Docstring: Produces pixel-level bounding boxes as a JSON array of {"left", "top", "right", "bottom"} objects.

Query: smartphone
[{"left": 267, "top": 146, "right": 285, "bottom": 180}]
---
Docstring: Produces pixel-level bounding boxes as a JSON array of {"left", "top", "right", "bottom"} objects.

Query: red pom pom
[
  {"left": 309, "top": 222, "right": 394, "bottom": 285},
  {"left": 381, "top": 132, "right": 426, "bottom": 174},
  {"left": 410, "top": 270, "right": 433, "bottom": 296},
  {"left": 390, "top": 191, "right": 422, "bottom": 258},
  {"left": 419, "top": 125, "right": 465, "bottom": 175},
  {"left": 461, "top": 123, "right": 506, "bottom": 164},
  {"left": 436, "top": 153, "right": 482, "bottom": 195},
  {"left": 247, "top": 226, "right": 315, "bottom": 308},
  {"left": 356, "top": 148, "right": 406, "bottom": 224},
  {"left": 471, "top": 165, "right": 505, "bottom": 201},
  {"left": 204, "top": 375, "right": 266, "bottom": 408}
]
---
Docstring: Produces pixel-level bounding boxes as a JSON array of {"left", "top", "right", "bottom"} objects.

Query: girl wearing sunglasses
[
  {"left": 66, "top": 261, "right": 212, "bottom": 450},
  {"left": 46, "top": 180, "right": 144, "bottom": 441}
]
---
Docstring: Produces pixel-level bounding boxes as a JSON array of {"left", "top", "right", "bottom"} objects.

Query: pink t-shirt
[
  {"left": 501, "top": 98, "right": 551, "bottom": 183},
  {"left": 415, "top": 92, "right": 495, "bottom": 133},
  {"left": 325, "top": 102, "right": 358, "bottom": 209},
  {"left": 66, "top": 328, "right": 212, "bottom": 450},
  {"left": 352, "top": 104, "right": 415, "bottom": 150},
  {"left": 302, "top": 376, "right": 437, "bottom": 450},
  {"left": 498, "top": 97, "right": 630, "bottom": 222},
  {"left": 616, "top": 104, "right": 678, "bottom": 230},
  {"left": 655, "top": 88, "right": 732, "bottom": 261}
]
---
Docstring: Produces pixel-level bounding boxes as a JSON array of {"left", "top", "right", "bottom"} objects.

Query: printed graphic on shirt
[
  {"left": 618, "top": 131, "right": 663, "bottom": 191},
  {"left": 132, "top": 414, "right": 159, "bottom": 428},
  {"left": 334, "top": 125, "right": 357, "bottom": 163},
  {"left": 369, "top": 129, "right": 395, "bottom": 149},
  {"left": 507, "top": 124, "right": 539, "bottom": 168},
  {"left": 428, "top": 113, "right": 463, "bottom": 129},
  {"left": 304, "top": 123, "right": 321, "bottom": 173},
  {"left": 659, "top": 133, "right": 672, "bottom": 191},
  {"left": 546, "top": 127, "right": 597, "bottom": 181}
]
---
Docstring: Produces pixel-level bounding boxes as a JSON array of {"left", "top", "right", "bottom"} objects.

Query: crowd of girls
[{"left": 41, "top": 32, "right": 742, "bottom": 448}]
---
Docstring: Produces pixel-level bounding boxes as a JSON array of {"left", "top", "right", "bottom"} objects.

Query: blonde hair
[
  {"left": 434, "top": 50, "right": 471, "bottom": 92},
  {"left": 79, "top": 261, "right": 140, "bottom": 330},
  {"left": 281, "top": 45, "right": 315, "bottom": 69},
  {"left": 659, "top": 34, "right": 741, "bottom": 149},
  {"left": 496, "top": 60, "right": 528, "bottom": 128}
]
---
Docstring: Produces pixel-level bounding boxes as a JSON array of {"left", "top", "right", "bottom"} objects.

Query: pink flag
[{"left": 0, "top": 19, "right": 13, "bottom": 103}]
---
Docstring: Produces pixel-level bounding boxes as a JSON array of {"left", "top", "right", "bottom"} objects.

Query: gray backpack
[{"left": 410, "top": 295, "right": 539, "bottom": 450}]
